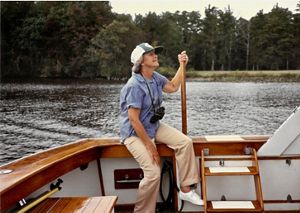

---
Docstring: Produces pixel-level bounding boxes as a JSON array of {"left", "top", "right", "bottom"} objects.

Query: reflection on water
[{"left": 1, "top": 81, "right": 300, "bottom": 165}]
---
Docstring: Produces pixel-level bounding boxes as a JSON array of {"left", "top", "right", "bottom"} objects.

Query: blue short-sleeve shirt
[{"left": 119, "top": 71, "right": 168, "bottom": 142}]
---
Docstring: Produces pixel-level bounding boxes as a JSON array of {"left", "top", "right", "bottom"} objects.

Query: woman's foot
[{"left": 179, "top": 189, "right": 204, "bottom": 205}]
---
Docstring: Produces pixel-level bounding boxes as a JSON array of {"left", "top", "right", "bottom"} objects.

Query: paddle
[{"left": 180, "top": 60, "right": 187, "bottom": 135}]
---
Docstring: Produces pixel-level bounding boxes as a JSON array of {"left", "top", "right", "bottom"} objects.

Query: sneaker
[{"left": 179, "top": 190, "right": 204, "bottom": 205}]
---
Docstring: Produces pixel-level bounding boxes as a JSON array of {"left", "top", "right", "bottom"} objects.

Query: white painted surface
[
  {"left": 209, "top": 166, "right": 250, "bottom": 173},
  {"left": 28, "top": 160, "right": 102, "bottom": 199},
  {"left": 259, "top": 159, "right": 300, "bottom": 200},
  {"left": 100, "top": 158, "right": 139, "bottom": 204},
  {"left": 212, "top": 201, "right": 254, "bottom": 209},
  {"left": 258, "top": 106, "right": 300, "bottom": 156}
]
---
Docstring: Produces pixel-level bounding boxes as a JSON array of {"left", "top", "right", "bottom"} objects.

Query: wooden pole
[
  {"left": 180, "top": 62, "right": 187, "bottom": 135},
  {"left": 17, "top": 188, "right": 59, "bottom": 213}
]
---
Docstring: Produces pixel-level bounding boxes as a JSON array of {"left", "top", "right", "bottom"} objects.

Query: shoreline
[
  {"left": 168, "top": 70, "right": 300, "bottom": 82},
  {"left": 1, "top": 70, "right": 300, "bottom": 83}
]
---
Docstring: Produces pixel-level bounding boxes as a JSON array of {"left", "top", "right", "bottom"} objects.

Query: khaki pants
[{"left": 124, "top": 122, "right": 199, "bottom": 213}]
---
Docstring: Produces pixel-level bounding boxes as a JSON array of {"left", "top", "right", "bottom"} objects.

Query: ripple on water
[{"left": 1, "top": 81, "right": 299, "bottom": 165}]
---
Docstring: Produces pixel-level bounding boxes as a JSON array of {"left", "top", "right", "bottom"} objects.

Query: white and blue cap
[{"left": 131, "top": 42, "right": 163, "bottom": 72}]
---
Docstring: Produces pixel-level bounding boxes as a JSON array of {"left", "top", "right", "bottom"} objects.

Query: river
[{"left": 1, "top": 80, "right": 300, "bottom": 165}]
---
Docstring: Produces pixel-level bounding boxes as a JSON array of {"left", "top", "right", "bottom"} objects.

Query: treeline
[{"left": 1, "top": 1, "right": 300, "bottom": 80}]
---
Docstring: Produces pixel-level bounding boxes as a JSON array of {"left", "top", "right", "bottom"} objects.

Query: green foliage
[
  {"left": 1, "top": 1, "right": 300, "bottom": 80},
  {"left": 85, "top": 19, "right": 145, "bottom": 79}
]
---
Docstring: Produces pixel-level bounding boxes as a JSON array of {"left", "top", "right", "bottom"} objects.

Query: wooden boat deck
[
  {"left": 29, "top": 196, "right": 117, "bottom": 213},
  {"left": 0, "top": 136, "right": 269, "bottom": 212}
]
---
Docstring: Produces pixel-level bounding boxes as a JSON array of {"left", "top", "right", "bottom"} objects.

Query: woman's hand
[
  {"left": 145, "top": 142, "right": 160, "bottom": 166},
  {"left": 128, "top": 107, "right": 161, "bottom": 166},
  {"left": 178, "top": 51, "right": 189, "bottom": 66},
  {"left": 163, "top": 50, "right": 189, "bottom": 93}
]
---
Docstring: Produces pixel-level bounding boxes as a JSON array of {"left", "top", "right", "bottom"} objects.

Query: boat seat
[{"left": 28, "top": 196, "right": 117, "bottom": 213}]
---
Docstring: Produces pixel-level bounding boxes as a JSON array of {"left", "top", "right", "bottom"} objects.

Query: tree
[
  {"left": 249, "top": 10, "right": 267, "bottom": 70},
  {"left": 172, "top": 11, "right": 202, "bottom": 69},
  {"left": 134, "top": 12, "right": 161, "bottom": 43},
  {"left": 264, "top": 5, "right": 294, "bottom": 69},
  {"left": 1, "top": 2, "right": 35, "bottom": 78},
  {"left": 1, "top": 2, "right": 115, "bottom": 78},
  {"left": 217, "top": 6, "right": 236, "bottom": 70},
  {"left": 292, "top": 1, "right": 300, "bottom": 69},
  {"left": 201, "top": 5, "right": 219, "bottom": 70},
  {"left": 86, "top": 20, "right": 145, "bottom": 79},
  {"left": 235, "top": 18, "right": 251, "bottom": 70}
]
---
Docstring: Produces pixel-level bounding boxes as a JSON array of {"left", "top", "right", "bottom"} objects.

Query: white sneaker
[{"left": 179, "top": 190, "right": 204, "bottom": 205}]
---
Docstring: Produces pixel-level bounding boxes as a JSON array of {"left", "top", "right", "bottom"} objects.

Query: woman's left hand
[{"left": 178, "top": 51, "right": 189, "bottom": 66}]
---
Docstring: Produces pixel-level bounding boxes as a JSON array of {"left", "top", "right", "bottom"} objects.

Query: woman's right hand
[
  {"left": 128, "top": 107, "right": 161, "bottom": 166},
  {"left": 146, "top": 142, "right": 160, "bottom": 166},
  {"left": 178, "top": 50, "right": 189, "bottom": 66}
]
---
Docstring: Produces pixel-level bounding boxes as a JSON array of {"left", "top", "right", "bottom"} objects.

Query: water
[{"left": 1, "top": 81, "right": 300, "bottom": 165}]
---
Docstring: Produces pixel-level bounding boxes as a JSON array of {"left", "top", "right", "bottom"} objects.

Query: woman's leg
[
  {"left": 155, "top": 122, "right": 199, "bottom": 188},
  {"left": 124, "top": 136, "right": 161, "bottom": 213}
]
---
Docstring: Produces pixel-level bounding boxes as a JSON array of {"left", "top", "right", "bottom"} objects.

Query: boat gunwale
[{"left": 0, "top": 136, "right": 269, "bottom": 211}]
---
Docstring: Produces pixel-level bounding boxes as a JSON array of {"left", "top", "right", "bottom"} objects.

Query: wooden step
[
  {"left": 206, "top": 200, "right": 262, "bottom": 212},
  {"left": 204, "top": 166, "right": 258, "bottom": 176},
  {"left": 201, "top": 149, "right": 264, "bottom": 212}
]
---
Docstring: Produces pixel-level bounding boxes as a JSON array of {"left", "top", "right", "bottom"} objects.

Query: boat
[
  {"left": 1, "top": 64, "right": 299, "bottom": 212},
  {"left": 0, "top": 105, "right": 299, "bottom": 212}
]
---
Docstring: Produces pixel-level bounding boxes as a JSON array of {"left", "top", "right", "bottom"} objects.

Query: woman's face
[{"left": 142, "top": 50, "right": 159, "bottom": 69}]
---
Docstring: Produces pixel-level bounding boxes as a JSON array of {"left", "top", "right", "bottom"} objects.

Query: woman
[{"left": 119, "top": 42, "right": 203, "bottom": 213}]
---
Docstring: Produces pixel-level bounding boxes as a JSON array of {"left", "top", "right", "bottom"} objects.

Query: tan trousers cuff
[{"left": 180, "top": 178, "right": 199, "bottom": 188}]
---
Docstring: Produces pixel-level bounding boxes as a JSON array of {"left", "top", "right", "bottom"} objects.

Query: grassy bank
[{"left": 159, "top": 68, "right": 300, "bottom": 82}]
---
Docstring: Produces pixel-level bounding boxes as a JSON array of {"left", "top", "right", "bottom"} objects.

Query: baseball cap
[{"left": 131, "top": 43, "right": 163, "bottom": 64}]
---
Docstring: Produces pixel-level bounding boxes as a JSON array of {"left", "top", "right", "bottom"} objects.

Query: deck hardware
[
  {"left": 17, "top": 179, "right": 62, "bottom": 213},
  {"left": 221, "top": 195, "right": 226, "bottom": 201},
  {"left": 0, "top": 169, "right": 13, "bottom": 174},
  {"left": 287, "top": 194, "right": 293, "bottom": 202},
  {"left": 203, "top": 148, "right": 209, "bottom": 156},
  {"left": 114, "top": 168, "right": 143, "bottom": 189},
  {"left": 286, "top": 159, "right": 291, "bottom": 166},
  {"left": 50, "top": 179, "right": 63, "bottom": 190},
  {"left": 80, "top": 163, "right": 89, "bottom": 171},
  {"left": 18, "top": 199, "right": 27, "bottom": 207},
  {"left": 219, "top": 159, "right": 225, "bottom": 167},
  {"left": 244, "top": 147, "right": 252, "bottom": 155}
]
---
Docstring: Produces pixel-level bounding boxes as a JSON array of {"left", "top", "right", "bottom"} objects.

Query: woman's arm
[{"left": 163, "top": 51, "right": 188, "bottom": 93}]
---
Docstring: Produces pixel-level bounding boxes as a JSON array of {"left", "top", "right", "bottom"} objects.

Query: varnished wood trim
[
  {"left": 254, "top": 149, "right": 264, "bottom": 210},
  {"left": 203, "top": 157, "right": 254, "bottom": 161},
  {"left": 264, "top": 200, "right": 300, "bottom": 203},
  {"left": 30, "top": 196, "right": 117, "bottom": 213},
  {"left": 0, "top": 136, "right": 268, "bottom": 211},
  {"left": 204, "top": 166, "right": 258, "bottom": 176},
  {"left": 204, "top": 156, "right": 300, "bottom": 161},
  {"left": 201, "top": 150, "right": 208, "bottom": 211},
  {"left": 0, "top": 146, "right": 100, "bottom": 211},
  {"left": 206, "top": 200, "right": 262, "bottom": 212},
  {"left": 193, "top": 142, "right": 265, "bottom": 156},
  {"left": 258, "top": 156, "right": 300, "bottom": 160},
  {"left": 264, "top": 211, "right": 300, "bottom": 213}
]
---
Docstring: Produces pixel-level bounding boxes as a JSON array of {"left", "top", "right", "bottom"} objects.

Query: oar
[{"left": 180, "top": 60, "right": 187, "bottom": 135}]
